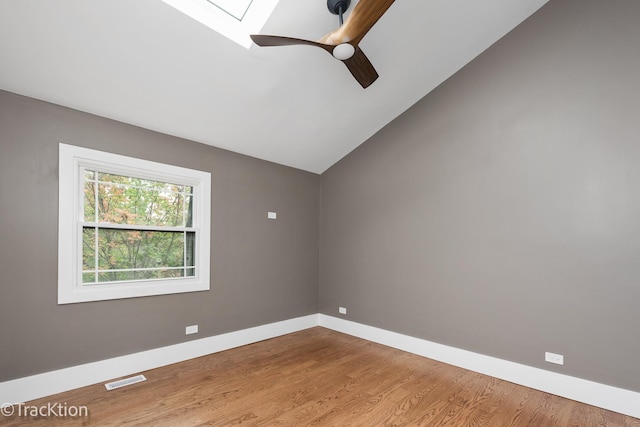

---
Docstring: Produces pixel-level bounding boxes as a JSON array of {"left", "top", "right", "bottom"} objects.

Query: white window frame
[{"left": 58, "top": 143, "right": 211, "bottom": 304}]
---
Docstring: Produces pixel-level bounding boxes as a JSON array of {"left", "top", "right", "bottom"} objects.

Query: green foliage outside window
[{"left": 82, "top": 171, "right": 195, "bottom": 284}]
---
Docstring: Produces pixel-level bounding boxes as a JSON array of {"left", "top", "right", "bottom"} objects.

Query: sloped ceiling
[{"left": 0, "top": 0, "right": 548, "bottom": 173}]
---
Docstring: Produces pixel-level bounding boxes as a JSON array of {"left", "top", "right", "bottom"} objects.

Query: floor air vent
[{"left": 104, "top": 374, "right": 147, "bottom": 391}]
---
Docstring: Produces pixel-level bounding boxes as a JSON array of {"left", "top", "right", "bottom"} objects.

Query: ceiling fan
[{"left": 250, "top": 0, "right": 396, "bottom": 89}]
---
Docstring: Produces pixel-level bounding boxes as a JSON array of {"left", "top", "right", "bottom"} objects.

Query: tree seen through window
[{"left": 82, "top": 171, "right": 195, "bottom": 284}]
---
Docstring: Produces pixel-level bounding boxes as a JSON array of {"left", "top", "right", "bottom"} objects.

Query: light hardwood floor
[{"left": 1, "top": 327, "right": 639, "bottom": 426}]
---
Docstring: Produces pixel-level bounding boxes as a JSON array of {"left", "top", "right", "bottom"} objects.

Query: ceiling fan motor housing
[{"left": 327, "top": 0, "right": 351, "bottom": 15}]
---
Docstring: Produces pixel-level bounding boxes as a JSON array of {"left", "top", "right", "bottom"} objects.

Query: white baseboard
[
  {"left": 0, "top": 314, "right": 319, "bottom": 404},
  {"left": 318, "top": 314, "right": 640, "bottom": 419},
  {"left": 2, "top": 312, "right": 639, "bottom": 420}
]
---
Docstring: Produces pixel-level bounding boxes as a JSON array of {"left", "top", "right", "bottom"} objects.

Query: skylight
[{"left": 162, "top": 0, "right": 280, "bottom": 49}]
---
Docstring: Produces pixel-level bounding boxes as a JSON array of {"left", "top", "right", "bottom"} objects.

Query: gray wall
[
  {"left": 320, "top": 0, "right": 640, "bottom": 392},
  {"left": 0, "top": 90, "right": 319, "bottom": 381}
]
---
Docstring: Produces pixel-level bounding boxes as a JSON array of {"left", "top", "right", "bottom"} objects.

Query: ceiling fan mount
[
  {"left": 327, "top": 0, "right": 351, "bottom": 16},
  {"left": 251, "top": 0, "right": 396, "bottom": 89}
]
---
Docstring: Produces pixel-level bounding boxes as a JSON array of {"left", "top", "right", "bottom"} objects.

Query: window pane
[
  {"left": 186, "top": 231, "right": 195, "bottom": 267},
  {"left": 82, "top": 228, "right": 96, "bottom": 271},
  {"left": 97, "top": 268, "right": 185, "bottom": 283},
  {"left": 98, "top": 229, "right": 186, "bottom": 268},
  {"left": 182, "top": 190, "right": 195, "bottom": 226},
  {"left": 84, "top": 180, "right": 96, "bottom": 222},
  {"left": 82, "top": 227, "right": 195, "bottom": 284},
  {"left": 85, "top": 171, "right": 193, "bottom": 227}
]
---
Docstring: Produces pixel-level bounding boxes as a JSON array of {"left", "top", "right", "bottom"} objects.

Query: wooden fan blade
[
  {"left": 319, "top": 0, "right": 395, "bottom": 46},
  {"left": 250, "top": 34, "right": 332, "bottom": 53},
  {"left": 251, "top": 35, "right": 379, "bottom": 88},
  {"left": 342, "top": 47, "right": 379, "bottom": 88}
]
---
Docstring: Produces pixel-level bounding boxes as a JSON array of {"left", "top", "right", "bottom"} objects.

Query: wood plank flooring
[{"left": 1, "top": 327, "right": 638, "bottom": 426}]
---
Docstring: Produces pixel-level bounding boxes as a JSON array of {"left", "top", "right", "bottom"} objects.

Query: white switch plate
[
  {"left": 545, "top": 351, "right": 564, "bottom": 365},
  {"left": 268, "top": 212, "right": 277, "bottom": 219},
  {"left": 186, "top": 325, "right": 198, "bottom": 335},
  {"left": 338, "top": 307, "right": 347, "bottom": 315}
]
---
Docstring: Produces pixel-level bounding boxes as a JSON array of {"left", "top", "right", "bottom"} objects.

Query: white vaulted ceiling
[{"left": 0, "top": 0, "right": 548, "bottom": 173}]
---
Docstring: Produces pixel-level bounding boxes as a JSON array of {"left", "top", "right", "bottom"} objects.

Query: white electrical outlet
[
  {"left": 268, "top": 211, "right": 277, "bottom": 219},
  {"left": 185, "top": 325, "right": 198, "bottom": 335},
  {"left": 338, "top": 307, "right": 347, "bottom": 315},
  {"left": 545, "top": 351, "right": 564, "bottom": 365}
]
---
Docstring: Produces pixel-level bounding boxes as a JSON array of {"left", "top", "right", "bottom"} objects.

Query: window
[
  {"left": 58, "top": 144, "right": 211, "bottom": 304},
  {"left": 161, "top": 0, "right": 280, "bottom": 48}
]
